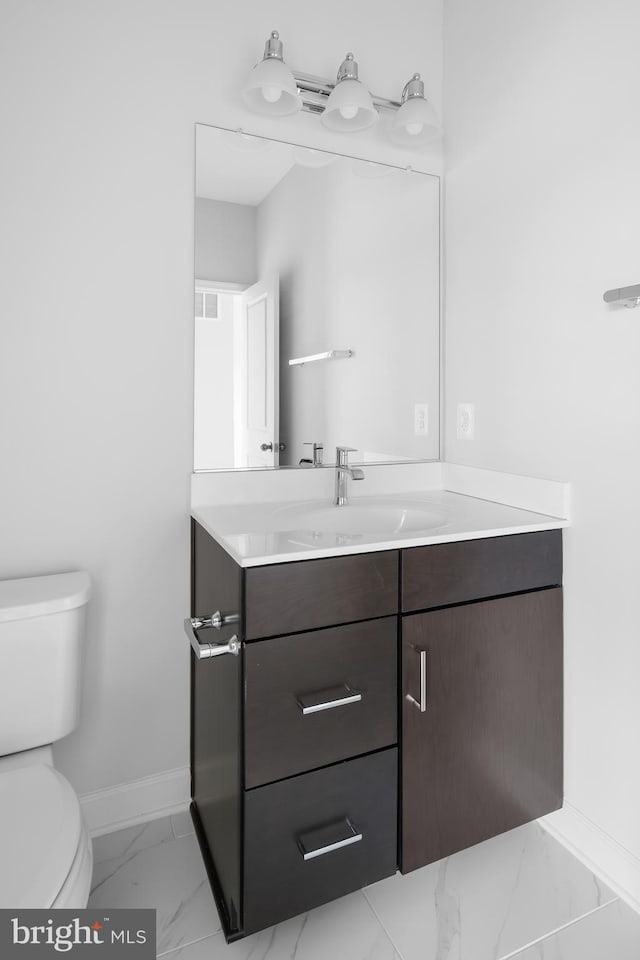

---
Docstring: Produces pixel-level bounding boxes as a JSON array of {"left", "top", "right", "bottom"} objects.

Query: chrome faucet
[
  {"left": 335, "top": 446, "right": 365, "bottom": 505},
  {"left": 299, "top": 441, "right": 324, "bottom": 467}
]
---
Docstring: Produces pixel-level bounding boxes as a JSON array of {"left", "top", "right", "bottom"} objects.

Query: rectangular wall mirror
[{"left": 194, "top": 123, "right": 440, "bottom": 471}]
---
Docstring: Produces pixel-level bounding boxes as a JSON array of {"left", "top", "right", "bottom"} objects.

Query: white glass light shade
[
  {"left": 352, "top": 159, "right": 397, "bottom": 179},
  {"left": 390, "top": 96, "right": 440, "bottom": 146},
  {"left": 243, "top": 58, "right": 301, "bottom": 117},
  {"left": 321, "top": 79, "right": 378, "bottom": 132},
  {"left": 293, "top": 146, "right": 337, "bottom": 168}
]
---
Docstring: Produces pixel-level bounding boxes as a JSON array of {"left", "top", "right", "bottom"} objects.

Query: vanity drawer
[
  {"left": 244, "top": 618, "right": 397, "bottom": 788},
  {"left": 402, "top": 530, "right": 562, "bottom": 612},
  {"left": 244, "top": 551, "right": 398, "bottom": 640},
  {"left": 243, "top": 748, "right": 397, "bottom": 935}
]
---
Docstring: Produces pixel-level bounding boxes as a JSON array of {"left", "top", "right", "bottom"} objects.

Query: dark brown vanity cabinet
[
  {"left": 400, "top": 531, "right": 563, "bottom": 873},
  {"left": 190, "top": 519, "right": 563, "bottom": 940},
  {"left": 190, "top": 520, "right": 399, "bottom": 941}
]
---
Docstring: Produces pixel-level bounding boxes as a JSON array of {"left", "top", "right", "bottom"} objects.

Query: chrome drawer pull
[
  {"left": 296, "top": 683, "right": 362, "bottom": 715},
  {"left": 298, "top": 818, "right": 362, "bottom": 861},
  {"left": 406, "top": 648, "right": 427, "bottom": 712},
  {"left": 184, "top": 618, "right": 240, "bottom": 659}
]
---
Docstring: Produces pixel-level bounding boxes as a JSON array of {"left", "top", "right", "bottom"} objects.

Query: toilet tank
[{"left": 0, "top": 572, "right": 91, "bottom": 756}]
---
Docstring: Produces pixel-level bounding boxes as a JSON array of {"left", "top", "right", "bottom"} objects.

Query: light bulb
[
  {"left": 338, "top": 103, "right": 359, "bottom": 120},
  {"left": 262, "top": 85, "right": 283, "bottom": 104},
  {"left": 405, "top": 121, "right": 424, "bottom": 136}
]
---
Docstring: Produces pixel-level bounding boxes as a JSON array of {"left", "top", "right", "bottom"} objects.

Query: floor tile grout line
[
  {"left": 362, "top": 887, "right": 409, "bottom": 960},
  {"left": 156, "top": 931, "right": 224, "bottom": 958},
  {"left": 496, "top": 897, "right": 621, "bottom": 960}
]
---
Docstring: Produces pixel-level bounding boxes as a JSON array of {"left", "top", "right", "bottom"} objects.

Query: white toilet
[{"left": 0, "top": 571, "right": 94, "bottom": 908}]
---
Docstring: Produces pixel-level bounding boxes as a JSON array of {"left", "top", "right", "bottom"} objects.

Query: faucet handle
[
  {"left": 304, "top": 441, "right": 324, "bottom": 467},
  {"left": 336, "top": 445, "right": 358, "bottom": 463}
]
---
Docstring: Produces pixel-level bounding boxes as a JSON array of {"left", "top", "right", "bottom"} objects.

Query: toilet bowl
[
  {"left": 0, "top": 765, "right": 93, "bottom": 908},
  {"left": 0, "top": 572, "right": 93, "bottom": 909}
]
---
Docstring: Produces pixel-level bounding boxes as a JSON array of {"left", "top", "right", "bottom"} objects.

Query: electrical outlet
[
  {"left": 456, "top": 402, "right": 475, "bottom": 440},
  {"left": 414, "top": 403, "right": 429, "bottom": 436}
]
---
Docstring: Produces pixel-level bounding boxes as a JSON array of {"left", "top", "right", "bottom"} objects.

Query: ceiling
[{"left": 195, "top": 126, "right": 296, "bottom": 206}]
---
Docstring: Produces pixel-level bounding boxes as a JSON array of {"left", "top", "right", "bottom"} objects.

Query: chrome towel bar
[
  {"left": 192, "top": 610, "right": 240, "bottom": 631},
  {"left": 184, "top": 617, "right": 240, "bottom": 659},
  {"left": 603, "top": 283, "right": 640, "bottom": 308}
]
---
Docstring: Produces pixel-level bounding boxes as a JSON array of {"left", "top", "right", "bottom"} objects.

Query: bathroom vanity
[
  {"left": 188, "top": 492, "right": 564, "bottom": 941},
  {"left": 190, "top": 122, "right": 567, "bottom": 941}
]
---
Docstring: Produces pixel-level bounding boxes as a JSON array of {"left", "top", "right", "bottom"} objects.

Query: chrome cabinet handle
[
  {"left": 184, "top": 618, "right": 240, "bottom": 659},
  {"left": 406, "top": 648, "right": 427, "bottom": 712},
  {"left": 296, "top": 683, "right": 362, "bottom": 715},
  {"left": 298, "top": 818, "right": 362, "bottom": 861}
]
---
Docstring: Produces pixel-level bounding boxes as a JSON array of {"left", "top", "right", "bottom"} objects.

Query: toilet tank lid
[{"left": 0, "top": 572, "right": 91, "bottom": 622}]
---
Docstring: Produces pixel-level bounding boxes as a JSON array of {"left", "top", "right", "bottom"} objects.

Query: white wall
[
  {"left": 256, "top": 164, "right": 329, "bottom": 464},
  {"left": 0, "top": 1, "right": 442, "bottom": 799},
  {"left": 444, "top": 0, "right": 640, "bottom": 883},
  {"left": 194, "top": 198, "right": 256, "bottom": 284},
  {"left": 257, "top": 160, "right": 440, "bottom": 465}
]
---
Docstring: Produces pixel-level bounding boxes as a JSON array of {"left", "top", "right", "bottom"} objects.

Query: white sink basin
[{"left": 273, "top": 499, "right": 446, "bottom": 537}]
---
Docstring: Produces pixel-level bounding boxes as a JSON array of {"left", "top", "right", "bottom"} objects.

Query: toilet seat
[
  {"left": 0, "top": 764, "right": 90, "bottom": 908},
  {"left": 50, "top": 821, "right": 93, "bottom": 909}
]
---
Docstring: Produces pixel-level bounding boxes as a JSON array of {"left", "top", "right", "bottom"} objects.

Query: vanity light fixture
[
  {"left": 242, "top": 31, "right": 301, "bottom": 117},
  {"left": 242, "top": 31, "right": 440, "bottom": 148},
  {"left": 389, "top": 73, "right": 439, "bottom": 145},
  {"left": 321, "top": 53, "right": 377, "bottom": 133},
  {"left": 292, "top": 145, "right": 338, "bottom": 167}
]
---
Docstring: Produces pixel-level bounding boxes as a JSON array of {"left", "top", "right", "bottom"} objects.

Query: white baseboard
[
  {"left": 79, "top": 767, "right": 191, "bottom": 838},
  {"left": 542, "top": 803, "right": 640, "bottom": 913}
]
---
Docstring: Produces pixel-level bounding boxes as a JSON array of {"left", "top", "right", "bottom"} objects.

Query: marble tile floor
[{"left": 88, "top": 812, "right": 640, "bottom": 960}]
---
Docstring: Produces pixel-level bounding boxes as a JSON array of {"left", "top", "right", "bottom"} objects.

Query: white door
[{"left": 238, "top": 275, "right": 279, "bottom": 468}]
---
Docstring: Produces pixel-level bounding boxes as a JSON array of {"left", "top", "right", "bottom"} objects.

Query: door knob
[{"left": 260, "top": 442, "right": 287, "bottom": 452}]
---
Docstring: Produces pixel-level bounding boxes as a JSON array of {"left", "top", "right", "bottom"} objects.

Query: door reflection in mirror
[{"left": 194, "top": 277, "right": 278, "bottom": 470}]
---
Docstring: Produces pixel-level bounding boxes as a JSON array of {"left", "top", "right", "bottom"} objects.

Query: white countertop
[{"left": 192, "top": 490, "right": 568, "bottom": 568}]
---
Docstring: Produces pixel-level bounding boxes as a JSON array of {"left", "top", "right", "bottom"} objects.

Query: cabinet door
[{"left": 401, "top": 588, "right": 563, "bottom": 873}]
